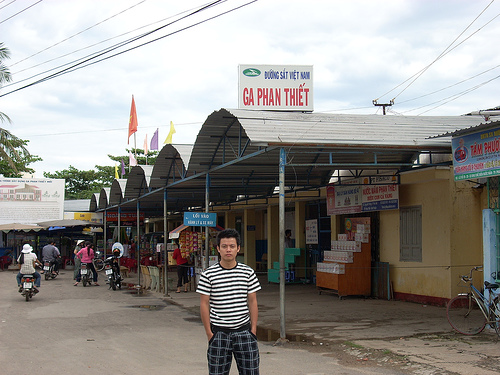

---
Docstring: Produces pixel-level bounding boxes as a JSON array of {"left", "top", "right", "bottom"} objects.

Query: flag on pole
[
  {"left": 121, "top": 159, "right": 125, "bottom": 177},
  {"left": 143, "top": 134, "right": 148, "bottom": 155},
  {"left": 129, "top": 151, "right": 137, "bottom": 167},
  {"left": 114, "top": 163, "right": 119, "bottom": 179},
  {"left": 150, "top": 128, "right": 159, "bottom": 150},
  {"left": 164, "top": 121, "right": 176, "bottom": 144},
  {"left": 128, "top": 96, "right": 138, "bottom": 144}
]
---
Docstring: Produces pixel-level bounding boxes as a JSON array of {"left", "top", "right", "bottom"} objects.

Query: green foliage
[
  {"left": 0, "top": 42, "right": 42, "bottom": 177},
  {"left": 43, "top": 166, "right": 105, "bottom": 199},
  {"left": 0, "top": 128, "right": 42, "bottom": 177},
  {"left": 43, "top": 149, "right": 159, "bottom": 199}
]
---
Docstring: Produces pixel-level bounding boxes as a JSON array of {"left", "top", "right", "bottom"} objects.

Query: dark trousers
[
  {"left": 177, "top": 264, "right": 189, "bottom": 287},
  {"left": 76, "top": 262, "right": 98, "bottom": 282}
]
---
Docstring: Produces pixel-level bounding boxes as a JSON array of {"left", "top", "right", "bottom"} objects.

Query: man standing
[
  {"left": 42, "top": 241, "right": 60, "bottom": 275},
  {"left": 197, "top": 228, "right": 261, "bottom": 375}
]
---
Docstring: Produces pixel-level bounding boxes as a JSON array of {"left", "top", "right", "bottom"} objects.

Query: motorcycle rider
[
  {"left": 105, "top": 247, "right": 123, "bottom": 282},
  {"left": 17, "top": 244, "right": 42, "bottom": 293},
  {"left": 42, "top": 240, "right": 61, "bottom": 275}
]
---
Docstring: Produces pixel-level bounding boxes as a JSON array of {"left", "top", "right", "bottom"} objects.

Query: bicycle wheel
[
  {"left": 94, "top": 259, "right": 104, "bottom": 271},
  {"left": 489, "top": 297, "right": 500, "bottom": 338},
  {"left": 447, "top": 295, "right": 486, "bottom": 335}
]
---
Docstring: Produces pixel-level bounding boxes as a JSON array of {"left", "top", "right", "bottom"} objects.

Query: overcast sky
[{"left": 1, "top": 0, "right": 499, "bottom": 177}]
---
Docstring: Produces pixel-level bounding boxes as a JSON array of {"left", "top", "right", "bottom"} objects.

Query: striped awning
[{"left": 168, "top": 224, "right": 189, "bottom": 239}]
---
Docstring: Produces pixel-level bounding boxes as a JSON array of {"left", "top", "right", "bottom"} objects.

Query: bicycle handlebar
[{"left": 460, "top": 266, "right": 483, "bottom": 283}]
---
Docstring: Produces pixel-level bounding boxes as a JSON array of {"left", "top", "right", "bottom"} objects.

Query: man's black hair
[
  {"left": 217, "top": 228, "right": 241, "bottom": 247},
  {"left": 285, "top": 229, "right": 291, "bottom": 236}
]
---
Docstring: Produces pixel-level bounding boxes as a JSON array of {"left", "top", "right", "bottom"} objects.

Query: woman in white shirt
[{"left": 17, "top": 244, "right": 42, "bottom": 292}]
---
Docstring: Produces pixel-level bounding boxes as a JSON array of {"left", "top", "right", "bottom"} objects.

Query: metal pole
[
  {"left": 164, "top": 188, "right": 169, "bottom": 296},
  {"left": 118, "top": 206, "right": 121, "bottom": 244},
  {"left": 205, "top": 173, "right": 210, "bottom": 270},
  {"left": 278, "top": 147, "right": 286, "bottom": 341},
  {"left": 137, "top": 200, "right": 141, "bottom": 287},
  {"left": 103, "top": 209, "right": 107, "bottom": 260}
]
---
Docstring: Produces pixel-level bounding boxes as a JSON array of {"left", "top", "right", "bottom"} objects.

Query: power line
[
  {"left": 10, "top": 1, "right": 206, "bottom": 75},
  {"left": 397, "top": 63, "right": 500, "bottom": 106},
  {"left": 0, "top": 0, "right": 17, "bottom": 12},
  {"left": 0, "top": 0, "right": 231, "bottom": 97},
  {"left": 0, "top": 0, "right": 258, "bottom": 98},
  {"left": 0, "top": 0, "right": 42, "bottom": 25},
  {"left": 27, "top": 121, "right": 203, "bottom": 137},
  {"left": 374, "top": 0, "right": 498, "bottom": 103},
  {"left": 9, "top": 0, "right": 148, "bottom": 68},
  {"left": 403, "top": 73, "right": 500, "bottom": 115}
]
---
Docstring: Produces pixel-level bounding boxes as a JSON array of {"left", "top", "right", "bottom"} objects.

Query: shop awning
[{"left": 169, "top": 224, "right": 189, "bottom": 239}]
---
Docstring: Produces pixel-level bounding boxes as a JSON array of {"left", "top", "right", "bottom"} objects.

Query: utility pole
[{"left": 372, "top": 99, "right": 394, "bottom": 115}]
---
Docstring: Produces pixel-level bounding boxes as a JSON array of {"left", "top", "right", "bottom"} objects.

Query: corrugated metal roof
[
  {"left": 226, "top": 109, "right": 487, "bottom": 147},
  {"left": 98, "top": 108, "right": 489, "bottom": 214}
]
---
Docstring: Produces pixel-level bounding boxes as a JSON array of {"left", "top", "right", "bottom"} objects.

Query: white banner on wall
[
  {"left": 238, "top": 64, "right": 314, "bottom": 111},
  {"left": 0, "top": 178, "right": 65, "bottom": 224}
]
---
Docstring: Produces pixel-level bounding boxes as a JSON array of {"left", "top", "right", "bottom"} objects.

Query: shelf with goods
[{"left": 316, "top": 217, "right": 371, "bottom": 297}]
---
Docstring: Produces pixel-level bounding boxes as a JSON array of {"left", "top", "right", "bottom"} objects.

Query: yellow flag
[
  {"left": 114, "top": 163, "right": 119, "bottom": 179},
  {"left": 164, "top": 121, "right": 176, "bottom": 144}
]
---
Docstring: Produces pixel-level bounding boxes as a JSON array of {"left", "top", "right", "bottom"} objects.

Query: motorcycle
[
  {"left": 80, "top": 262, "right": 93, "bottom": 287},
  {"left": 43, "top": 260, "right": 58, "bottom": 280},
  {"left": 19, "top": 274, "right": 38, "bottom": 301},
  {"left": 104, "top": 256, "right": 122, "bottom": 290}
]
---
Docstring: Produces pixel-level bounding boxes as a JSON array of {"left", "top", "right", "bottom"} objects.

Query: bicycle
[{"left": 446, "top": 266, "right": 500, "bottom": 337}]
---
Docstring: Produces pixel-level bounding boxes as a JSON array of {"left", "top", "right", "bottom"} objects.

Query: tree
[
  {"left": 43, "top": 165, "right": 112, "bottom": 199},
  {"left": 0, "top": 43, "right": 42, "bottom": 177},
  {"left": 43, "top": 149, "right": 159, "bottom": 199},
  {"left": 0, "top": 129, "right": 42, "bottom": 177}
]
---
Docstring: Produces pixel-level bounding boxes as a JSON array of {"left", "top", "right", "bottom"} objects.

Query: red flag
[{"left": 128, "top": 96, "right": 138, "bottom": 144}]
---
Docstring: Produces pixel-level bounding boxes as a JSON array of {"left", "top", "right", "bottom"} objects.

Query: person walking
[
  {"left": 197, "top": 228, "right": 261, "bottom": 375},
  {"left": 74, "top": 242, "right": 99, "bottom": 286},
  {"left": 172, "top": 243, "right": 189, "bottom": 293},
  {"left": 16, "top": 244, "right": 42, "bottom": 293}
]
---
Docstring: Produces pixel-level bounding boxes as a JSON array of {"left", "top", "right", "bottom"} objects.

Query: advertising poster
[
  {"left": 305, "top": 219, "right": 318, "bottom": 244},
  {"left": 326, "top": 184, "right": 362, "bottom": 215},
  {"left": 238, "top": 64, "right": 313, "bottom": 111},
  {"left": 361, "top": 184, "right": 399, "bottom": 212},
  {"left": 327, "top": 179, "right": 399, "bottom": 215},
  {"left": 452, "top": 127, "right": 500, "bottom": 180},
  {"left": 0, "top": 178, "right": 65, "bottom": 224}
]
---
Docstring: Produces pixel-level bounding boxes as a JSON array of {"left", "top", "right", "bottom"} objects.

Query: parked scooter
[
  {"left": 80, "top": 262, "right": 93, "bottom": 287},
  {"left": 104, "top": 255, "right": 122, "bottom": 290},
  {"left": 43, "top": 261, "right": 58, "bottom": 280},
  {"left": 19, "top": 274, "right": 38, "bottom": 301}
]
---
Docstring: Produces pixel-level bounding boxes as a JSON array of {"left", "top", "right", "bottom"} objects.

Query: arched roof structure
[
  {"left": 109, "top": 179, "right": 127, "bottom": 206},
  {"left": 98, "top": 187, "right": 110, "bottom": 210},
  {"left": 90, "top": 193, "right": 99, "bottom": 212},
  {"left": 124, "top": 166, "right": 153, "bottom": 200},
  {"left": 149, "top": 144, "right": 189, "bottom": 189},
  {"left": 95, "top": 108, "right": 488, "bottom": 215}
]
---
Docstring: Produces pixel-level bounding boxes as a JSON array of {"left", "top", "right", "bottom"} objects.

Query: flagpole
[{"left": 134, "top": 133, "right": 137, "bottom": 163}]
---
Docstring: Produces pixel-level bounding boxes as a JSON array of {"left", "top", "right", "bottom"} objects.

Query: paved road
[{"left": 0, "top": 269, "right": 403, "bottom": 375}]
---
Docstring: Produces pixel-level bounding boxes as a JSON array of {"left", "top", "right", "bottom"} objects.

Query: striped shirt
[{"left": 197, "top": 262, "right": 261, "bottom": 329}]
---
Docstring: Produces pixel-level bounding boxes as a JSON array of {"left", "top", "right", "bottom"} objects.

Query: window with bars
[{"left": 400, "top": 206, "right": 422, "bottom": 262}]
